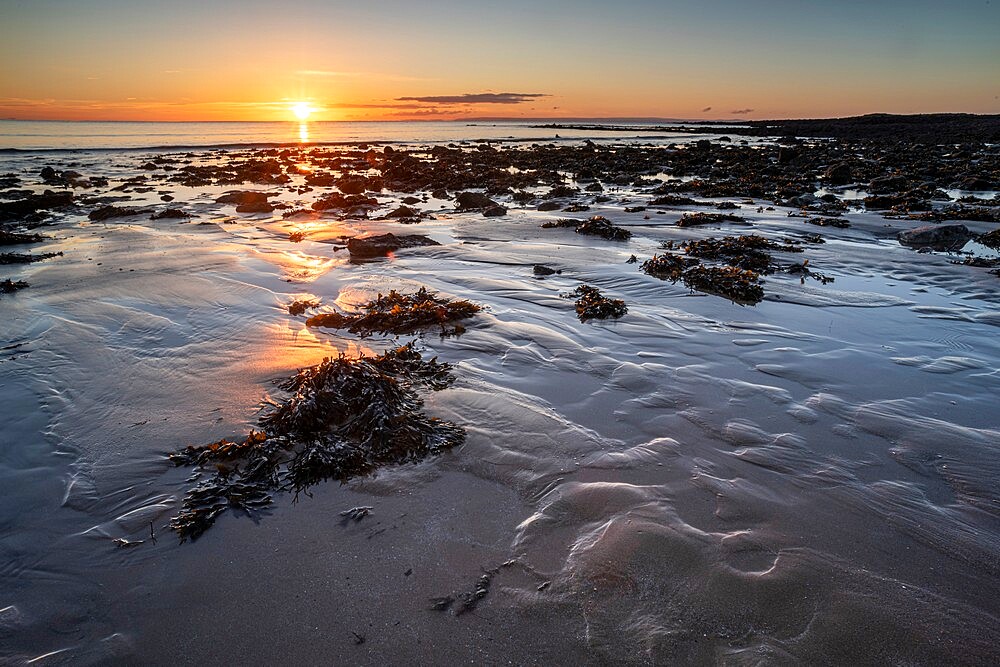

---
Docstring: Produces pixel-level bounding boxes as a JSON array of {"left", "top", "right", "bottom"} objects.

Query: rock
[
  {"left": 150, "top": 208, "right": 189, "bottom": 220},
  {"left": 537, "top": 202, "right": 561, "bottom": 211},
  {"left": 898, "top": 224, "right": 973, "bottom": 250},
  {"left": 788, "top": 193, "right": 818, "bottom": 207},
  {"left": 958, "top": 177, "right": 992, "bottom": 191},
  {"left": 532, "top": 265, "right": 558, "bottom": 276},
  {"left": 40, "top": 166, "right": 59, "bottom": 183},
  {"left": 778, "top": 147, "right": 798, "bottom": 164},
  {"left": 455, "top": 192, "right": 499, "bottom": 211},
  {"left": 869, "top": 175, "right": 909, "bottom": 194},
  {"left": 482, "top": 205, "right": 507, "bottom": 217},
  {"left": 215, "top": 191, "right": 272, "bottom": 206},
  {"left": 337, "top": 176, "right": 369, "bottom": 195},
  {"left": 89, "top": 205, "right": 142, "bottom": 221},
  {"left": 824, "top": 162, "right": 852, "bottom": 185},
  {"left": 346, "top": 233, "right": 440, "bottom": 259},
  {"left": 386, "top": 205, "right": 419, "bottom": 218},
  {"left": 236, "top": 200, "right": 274, "bottom": 213},
  {"left": 0, "top": 190, "right": 73, "bottom": 221}
]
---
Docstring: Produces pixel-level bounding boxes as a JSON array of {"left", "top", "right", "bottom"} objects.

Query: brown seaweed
[
  {"left": 541, "top": 215, "right": 631, "bottom": 241},
  {"left": 567, "top": 285, "right": 628, "bottom": 321},
  {"left": 0, "top": 230, "right": 46, "bottom": 245},
  {"left": 168, "top": 344, "right": 463, "bottom": 540},
  {"left": 1, "top": 278, "right": 29, "bottom": 293},
  {"left": 305, "top": 287, "right": 480, "bottom": 336},
  {"left": 676, "top": 212, "right": 746, "bottom": 227},
  {"left": 681, "top": 265, "right": 764, "bottom": 304}
]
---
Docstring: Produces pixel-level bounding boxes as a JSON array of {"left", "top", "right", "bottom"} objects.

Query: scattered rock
[
  {"left": 898, "top": 224, "right": 974, "bottom": 250},
  {"left": 346, "top": 233, "right": 440, "bottom": 259}
]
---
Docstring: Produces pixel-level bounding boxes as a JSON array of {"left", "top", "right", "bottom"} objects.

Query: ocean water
[
  {"left": 0, "top": 119, "right": 712, "bottom": 151},
  {"left": 1, "top": 130, "right": 999, "bottom": 664}
]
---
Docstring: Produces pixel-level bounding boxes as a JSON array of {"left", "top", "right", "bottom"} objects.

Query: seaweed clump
[
  {"left": 676, "top": 212, "right": 745, "bottom": 227},
  {"left": 682, "top": 265, "right": 765, "bottom": 303},
  {"left": 677, "top": 234, "right": 802, "bottom": 273},
  {"left": 1, "top": 278, "right": 29, "bottom": 293},
  {"left": 0, "top": 230, "right": 46, "bottom": 245},
  {"left": 168, "top": 343, "right": 463, "bottom": 540},
  {"left": 567, "top": 285, "right": 628, "bottom": 321},
  {"left": 305, "top": 287, "right": 480, "bottom": 336},
  {"left": 978, "top": 229, "right": 1000, "bottom": 250},
  {"left": 542, "top": 215, "right": 632, "bottom": 241}
]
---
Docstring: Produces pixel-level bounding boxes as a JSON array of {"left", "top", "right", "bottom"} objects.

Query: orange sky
[{"left": 1, "top": 1, "right": 997, "bottom": 122}]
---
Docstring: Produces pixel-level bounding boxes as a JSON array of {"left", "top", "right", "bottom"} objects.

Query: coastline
[{"left": 2, "top": 121, "right": 999, "bottom": 664}]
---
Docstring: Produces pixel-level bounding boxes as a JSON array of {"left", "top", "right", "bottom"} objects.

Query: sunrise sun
[{"left": 291, "top": 102, "right": 314, "bottom": 121}]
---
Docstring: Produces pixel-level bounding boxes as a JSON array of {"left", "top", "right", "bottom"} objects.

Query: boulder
[
  {"left": 868, "top": 175, "right": 909, "bottom": 194},
  {"left": 216, "top": 191, "right": 272, "bottom": 206},
  {"left": 482, "top": 205, "right": 507, "bottom": 217},
  {"left": 346, "top": 233, "right": 440, "bottom": 259},
  {"left": 823, "top": 162, "right": 852, "bottom": 185},
  {"left": 0, "top": 190, "right": 73, "bottom": 221},
  {"left": 958, "top": 177, "right": 992, "bottom": 192},
  {"left": 455, "top": 192, "right": 499, "bottom": 211},
  {"left": 898, "top": 224, "right": 973, "bottom": 250}
]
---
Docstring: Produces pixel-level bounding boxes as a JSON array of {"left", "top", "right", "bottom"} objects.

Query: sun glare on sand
[{"left": 291, "top": 102, "right": 314, "bottom": 121}]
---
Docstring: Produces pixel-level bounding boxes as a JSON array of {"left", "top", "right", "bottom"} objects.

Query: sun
[{"left": 291, "top": 102, "right": 314, "bottom": 121}]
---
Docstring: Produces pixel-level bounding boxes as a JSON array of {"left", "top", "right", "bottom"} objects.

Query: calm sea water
[{"left": 0, "top": 120, "right": 708, "bottom": 151}]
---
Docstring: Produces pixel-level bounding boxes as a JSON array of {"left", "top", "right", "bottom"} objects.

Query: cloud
[
  {"left": 395, "top": 92, "right": 549, "bottom": 105},
  {"left": 702, "top": 106, "right": 712, "bottom": 112},
  {"left": 730, "top": 108, "right": 754, "bottom": 115}
]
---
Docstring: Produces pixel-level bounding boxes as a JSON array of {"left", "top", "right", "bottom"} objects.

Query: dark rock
[
  {"left": 869, "top": 175, "right": 909, "bottom": 194},
  {"left": 482, "top": 205, "right": 507, "bottom": 217},
  {"left": 898, "top": 224, "right": 973, "bottom": 250},
  {"left": 89, "top": 205, "right": 142, "bottom": 221},
  {"left": 537, "top": 202, "right": 561, "bottom": 211},
  {"left": 824, "top": 162, "right": 852, "bottom": 185},
  {"left": 346, "top": 233, "right": 440, "bottom": 259},
  {"left": 236, "top": 200, "right": 274, "bottom": 213},
  {"left": 386, "top": 205, "right": 419, "bottom": 218},
  {"left": 150, "top": 208, "right": 190, "bottom": 220},
  {"left": 216, "top": 191, "right": 272, "bottom": 206},
  {"left": 532, "top": 265, "right": 557, "bottom": 276},
  {"left": 778, "top": 147, "right": 798, "bottom": 164},
  {"left": 958, "top": 177, "right": 992, "bottom": 191},
  {"left": 0, "top": 190, "right": 74, "bottom": 221},
  {"left": 455, "top": 192, "right": 499, "bottom": 211},
  {"left": 337, "top": 176, "right": 371, "bottom": 195}
]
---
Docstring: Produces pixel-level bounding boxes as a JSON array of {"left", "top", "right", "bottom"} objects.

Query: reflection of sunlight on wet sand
[
  {"left": 257, "top": 320, "right": 378, "bottom": 376},
  {"left": 253, "top": 247, "right": 343, "bottom": 282},
  {"left": 298, "top": 122, "right": 309, "bottom": 144}
]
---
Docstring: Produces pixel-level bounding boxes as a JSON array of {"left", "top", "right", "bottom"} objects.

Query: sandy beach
[{"left": 1, "top": 117, "right": 1000, "bottom": 664}]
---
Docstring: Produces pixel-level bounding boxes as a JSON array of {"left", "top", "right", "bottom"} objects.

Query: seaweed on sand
[
  {"left": 305, "top": 287, "right": 480, "bottom": 336},
  {"left": 675, "top": 212, "right": 746, "bottom": 227},
  {"left": 640, "top": 253, "right": 698, "bottom": 280},
  {"left": 1, "top": 278, "right": 29, "bottom": 293},
  {"left": 681, "top": 265, "right": 764, "bottom": 304},
  {"left": 541, "top": 215, "right": 632, "bottom": 241},
  {"left": 0, "top": 251, "right": 62, "bottom": 264},
  {"left": 168, "top": 343, "right": 464, "bottom": 540},
  {"left": 567, "top": 285, "right": 628, "bottom": 321},
  {"left": 978, "top": 229, "right": 1000, "bottom": 250},
  {"left": 641, "top": 253, "right": 764, "bottom": 304},
  {"left": 679, "top": 234, "right": 802, "bottom": 273},
  {"left": 0, "top": 230, "right": 46, "bottom": 245},
  {"left": 288, "top": 298, "right": 320, "bottom": 316}
]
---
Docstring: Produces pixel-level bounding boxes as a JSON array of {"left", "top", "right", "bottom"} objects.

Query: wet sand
[{"left": 2, "top": 127, "right": 1000, "bottom": 664}]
